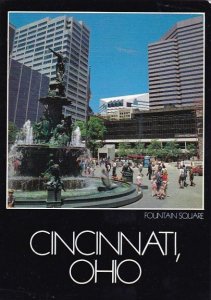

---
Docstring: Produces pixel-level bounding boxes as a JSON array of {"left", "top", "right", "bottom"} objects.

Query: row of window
[
  {"left": 149, "top": 39, "right": 177, "bottom": 50},
  {"left": 16, "top": 20, "right": 65, "bottom": 36},
  {"left": 150, "top": 85, "right": 203, "bottom": 95},
  {"left": 150, "top": 81, "right": 202, "bottom": 90},
  {"left": 149, "top": 60, "right": 203, "bottom": 74},
  {"left": 150, "top": 74, "right": 202, "bottom": 85},
  {"left": 165, "top": 21, "right": 202, "bottom": 39},
  {"left": 149, "top": 64, "right": 203, "bottom": 77},
  {"left": 14, "top": 29, "right": 64, "bottom": 45},
  {"left": 149, "top": 52, "right": 178, "bottom": 62}
]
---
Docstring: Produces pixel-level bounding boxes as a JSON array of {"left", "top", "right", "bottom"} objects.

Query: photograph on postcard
[{"left": 7, "top": 12, "right": 204, "bottom": 209}]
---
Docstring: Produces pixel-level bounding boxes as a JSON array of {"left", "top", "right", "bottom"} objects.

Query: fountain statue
[
  {"left": 8, "top": 48, "right": 143, "bottom": 208},
  {"left": 8, "top": 48, "right": 86, "bottom": 191}
]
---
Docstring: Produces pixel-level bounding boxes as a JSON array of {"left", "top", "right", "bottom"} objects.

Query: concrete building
[
  {"left": 99, "top": 93, "right": 149, "bottom": 117},
  {"left": 11, "top": 16, "right": 90, "bottom": 122},
  {"left": 98, "top": 145, "right": 115, "bottom": 161},
  {"left": 9, "top": 59, "right": 49, "bottom": 128},
  {"left": 148, "top": 16, "right": 204, "bottom": 109},
  {"left": 100, "top": 107, "right": 142, "bottom": 121}
]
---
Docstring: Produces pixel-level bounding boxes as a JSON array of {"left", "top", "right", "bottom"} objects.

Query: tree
[
  {"left": 8, "top": 122, "right": 19, "bottom": 144},
  {"left": 146, "top": 140, "right": 162, "bottom": 157},
  {"left": 117, "top": 142, "right": 131, "bottom": 157},
  {"left": 164, "top": 141, "right": 181, "bottom": 160},
  {"left": 186, "top": 143, "right": 197, "bottom": 158},
  {"left": 74, "top": 116, "right": 107, "bottom": 157},
  {"left": 134, "top": 142, "right": 145, "bottom": 155}
]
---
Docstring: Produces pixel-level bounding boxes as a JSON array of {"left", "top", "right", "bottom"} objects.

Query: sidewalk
[{"left": 92, "top": 164, "right": 203, "bottom": 209}]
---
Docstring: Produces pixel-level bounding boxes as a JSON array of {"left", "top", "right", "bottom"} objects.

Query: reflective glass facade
[
  {"left": 9, "top": 59, "right": 49, "bottom": 128},
  {"left": 104, "top": 108, "right": 198, "bottom": 140}
]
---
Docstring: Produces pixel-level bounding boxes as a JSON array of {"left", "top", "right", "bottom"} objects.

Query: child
[
  {"left": 136, "top": 173, "right": 143, "bottom": 192},
  {"left": 157, "top": 183, "right": 166, "bottom": 200}
]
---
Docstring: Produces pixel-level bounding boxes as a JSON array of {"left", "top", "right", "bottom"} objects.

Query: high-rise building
[
  {"left": 148, "top": 16, "right": 204, "bottom": 109},
  {"left": 11, "top": 16, "right": 90, "bottom": 122}
]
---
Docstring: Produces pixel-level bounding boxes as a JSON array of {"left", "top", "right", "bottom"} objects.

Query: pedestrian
[
  {"left": 156, "top": 171, "right": 163, "bottom": 193},
  {"left": 8, "top": 189, "right": 15, "bottom": 208},
  {"left": 136, "top": 173, "right": 143, "bottom": 193},
  {"left": 158, "top": 162, "right": 162, "bottom": 173},
  {"left": 138, "top": 161, "right": 143, "bottom": 174},
  {"left": 112, "top": 161, "right": 117, "bottom": 178},
  {"left": 162, "top": 169, "right": 168, "bottom": 196},
  {"left": 152, "top": 163, "right": 156, "bottom": 176},
  {"left": 157, "top": 183, "right": 166, "bottom": 200},
  {"left": 147, "top": 162, "right": 153, "bottom": 180},
  {"left": 189, "top": 168, "right": 196, "bottom": 186},
  {"left": 179, "top": 167, "right": 185, "bottom": 188},
  {"left": 121, "top": 163, "right": 133, "bottom": 182},
  {"left": 151, "top": 176, "right": 157, "bottom": 197},
  {"left": 90, "top": 166, "right": 95, "bottom": 177},
  {"left": 183, "top": 165, "right": 188, "bottom": 187},
  {"left": 105, "top": 161, "right": 111, "bottom": 174}
]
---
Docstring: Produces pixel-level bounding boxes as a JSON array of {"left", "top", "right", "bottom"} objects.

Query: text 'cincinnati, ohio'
[{"left": 29, "top": 230, "right": 181, "bottom": 284}]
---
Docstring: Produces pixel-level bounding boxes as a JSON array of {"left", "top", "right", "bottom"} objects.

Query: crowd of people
[
  {"left": 8, "top": 155, "right": 199, "bottom": 206},
  {"left": 178, "top": 162, "right": 196, "bottom": 188},
  {"left": 87, "top": 157, "right": 197, "bottom": 200}
]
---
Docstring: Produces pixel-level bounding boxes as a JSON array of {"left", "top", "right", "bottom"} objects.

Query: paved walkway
[{"left": 93, "top": 163, "right": 203, "bottom": 210}]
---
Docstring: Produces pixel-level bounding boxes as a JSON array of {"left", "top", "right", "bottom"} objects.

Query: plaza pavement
[{"left": 94, "top": 163, "right": 203, "bottom": 210}]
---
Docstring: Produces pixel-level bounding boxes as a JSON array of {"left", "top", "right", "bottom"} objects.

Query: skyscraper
[
  {"left": 148, "top": 16, "right": 204, "bottom": 109},
  {"left": 11, "top": 16, "right": 90, "bottom": 122}
]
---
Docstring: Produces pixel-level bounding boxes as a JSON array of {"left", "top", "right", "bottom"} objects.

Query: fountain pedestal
[
  {"left": 46, "top": 189, "right": 62, "bottom": 207},
  {"left": 39, "top": 95, "right": 71, "bottom": 128}
]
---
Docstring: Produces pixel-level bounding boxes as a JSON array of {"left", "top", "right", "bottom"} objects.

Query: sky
[{"left": 9, "top": 12, "right": 201, "bottom": 112}]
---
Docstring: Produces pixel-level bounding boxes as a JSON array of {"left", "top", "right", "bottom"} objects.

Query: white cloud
[{"left": 116, "top": 47, "right": 138, "bottom": 55}]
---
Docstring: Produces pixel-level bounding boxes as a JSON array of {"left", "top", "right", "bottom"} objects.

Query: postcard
[{"left": 0, "top": 1, "right": 210, "bottom": 299}]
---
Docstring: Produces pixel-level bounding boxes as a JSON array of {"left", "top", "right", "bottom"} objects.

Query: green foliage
[
  {"left": 186, "top": 143, "right": 197, "bottom": 158},
  {"left": 145, "top": 140, "right": 182, "bottom": 160},
  {"left": 164, "top": 141, "right": 181, "bottom": 159},
  {"left": 74, "top": 116, "right": 106, "bottom": 156},
  {"left": 146, "top": 140, "right": 162, "bottom": 156},
  {"left": 117, "top": 142, "right": 131, "bottom": 157},
  {"left": 8, "top": 122, "right": 19, "bottom": 144},
  {"left": 134, "top": 142, "right": 145, "bottom": 155}
]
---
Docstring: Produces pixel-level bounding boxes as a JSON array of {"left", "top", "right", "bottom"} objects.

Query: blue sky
[{"left": 9, "top": 12, "right": 200, "bottom": 112}]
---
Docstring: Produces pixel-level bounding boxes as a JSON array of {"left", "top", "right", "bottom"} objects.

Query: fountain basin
[
  {"left": 8, "top": 176, "right": 87, "bottom": 191},
  {"left": 13, "top": 178, "right": 143, "bottom": 208}
]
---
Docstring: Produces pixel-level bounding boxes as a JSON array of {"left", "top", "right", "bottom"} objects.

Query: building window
[
  {"left": 57, "top": 20, "right": 64, "bottom": 25},
  {"left": 56, "top": 25, "right": 64, "bottom": 30},
  {"left": 38, "top": 21, "right": 47, "bottom": 27},
  {"left": 55, "top": 30, "right": 63, "bottom": 36},
  {"left": 48, "top": 23, "right": 55, "bottom": 28}
]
